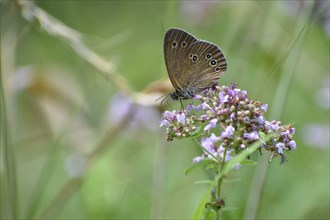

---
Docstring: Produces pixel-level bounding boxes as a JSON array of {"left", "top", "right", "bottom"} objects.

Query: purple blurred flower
[
  {"left": 218, "top": 109, "right": 229, "bottom": 116},
  {"left": 289, "top": 127, "right": 295, "bottom": 135},
  {"left": 163, "top": 110, "right": 175, "bottom": 120},
  {"left": 288, "top": 140, "right": 296, "bottom": 150},
  {"left": 181, "top": 1, "right": 220, "bottom": 25},
  {"left": 230, "top": 113, "right": 236, "bottom": 121},
  {"left": 186, "top": 102, "right": 194, "bottom": 111},
  {"left": 261, "top": 104, "right": 268, "bottom": 112},
  {"left": 201, "top": 102, "right": 211, "bottom": 110},
  {"left": 204, "top": 118, "right": 218, "bottom": 133},
  {"left": 193, "top": 156, "right": 203, "bottom": 164},
  {"left": 109, "top": 93, "right": 160, "bottom": 132},
  {"left": 219, "top": 91, "right": 229, "bottom": 105},
  {"left": 194, "top": 94, "right": 203, "bottom": 99},
  {"left": 160, "top": 119, "right": 170, "bottom": 127},
  {"left": 276, "top": 142, "right": 285, "bottom": 154},
  {"left": 199, "top": 114, "right": 208, "bottom": 121},
  {"left": 243, "top": 131, "right": 260, "bottom": 140},
  {"left": 221, "top": 125, "right": 235, "bottom": 139},
  {"left": 255, "top": 116, "right": 265, "bottom": 125},
  {"left": 302, "top": 124, "right": 329, "bottom": 149},
  {"left": 201, "top": 133, "right": 221, "bottom": 154},
  {"left": 225, "top": 150, "right": 233, "bottom": 162},
  {"left": 228, "top": 89, "right": 238, "bottom": 98},
  {"left": 265, "top": 120, "right": 280, "bottom": 131},
  {"left": 177, "top": 113, "right": 186, "bottom": 125},
  {"left": 241, "top": 90, "right": 247, "bottom": 98}
]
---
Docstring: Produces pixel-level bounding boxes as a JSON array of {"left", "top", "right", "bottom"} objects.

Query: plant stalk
[{"left": 215, "top": 148, "right": 228, "bottom": 220}]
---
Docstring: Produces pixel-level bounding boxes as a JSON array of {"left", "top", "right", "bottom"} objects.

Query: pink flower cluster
[{"left": 160, "top": 84, "right": 296, "bottom": 164}]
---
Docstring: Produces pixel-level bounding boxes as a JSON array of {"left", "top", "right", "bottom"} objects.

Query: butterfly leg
[{"left": 179, "top": 98, "right": 185, "bottom": 110}]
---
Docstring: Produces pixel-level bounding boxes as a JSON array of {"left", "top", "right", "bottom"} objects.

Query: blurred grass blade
[
  {"left": 38, "top": 107, "right": 136, "bottom": 218},
  {"left": 258, "top": 3, "right": 329, "bottom": 98},
  {"left": 244, "top": 2, "right": 316, "bottom": 219},
  {"left": 192, "top": 183, "right": 214, "bottom": 220},
  {"left": 16, "top": 0, "right": 134, "bottom": 97},
  {"left": 0, "top": 68, "right": 19, "bottom": 218},
  {"left": 24, "top": 139, "right": 61, "bottom": 219},
  {"left": 164, "top": 1, "right": 179, "bottom": 29}
]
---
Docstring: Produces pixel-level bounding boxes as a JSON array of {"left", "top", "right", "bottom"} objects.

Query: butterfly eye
[
  {"left": 181, "top": 41, "right": 188, "bottom": 48},
  {"left": 209, "top": 59, "right": 217, "bottom": 66},
  {"left": 189, "top": 53, "right": 193, "bottom": 59},
  {"left": 215, "top": 66, "right": 221, "bottom": 72},
  {"left": 192, "top": 54, "right": 199, "bottom": 62},
  {"left": 205, "top": 53, "right": 212, "bottom": 60},
  {"left": 171, "top": 41, "right": 178, "bottom": 48}
]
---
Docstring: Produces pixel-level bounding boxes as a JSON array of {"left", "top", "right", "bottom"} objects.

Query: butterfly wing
[
  {"left": 181, "top": 40, "right": 227, "bottom": 93},
  {"left": 164, "top": 28, "right": 198, "bottom": 91}
]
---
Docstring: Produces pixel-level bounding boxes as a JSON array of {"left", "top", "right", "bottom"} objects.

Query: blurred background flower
[
  {"left": 302, "top": 123, "right": 329, "bottom": 149},
  {"left": 107, "top": 92, "right": 160, "bottom": 133}
]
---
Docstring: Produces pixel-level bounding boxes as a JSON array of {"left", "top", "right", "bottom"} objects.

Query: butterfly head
[{"left": 170, "top": 87, "right": 197, "bottom": 100}]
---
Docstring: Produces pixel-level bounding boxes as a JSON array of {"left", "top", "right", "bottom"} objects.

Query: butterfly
[{"left": 164, "top": 28, "right": 227, "bottom": 101}]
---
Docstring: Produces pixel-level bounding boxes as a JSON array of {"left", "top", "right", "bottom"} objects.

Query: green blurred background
[{"left": 1, "top": 0, "right": 329, "bottom": 219}]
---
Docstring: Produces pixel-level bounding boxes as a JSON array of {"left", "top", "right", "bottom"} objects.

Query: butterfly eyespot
[
  {"left": 171, "top": 41, "right": 178, "bottom": 48},
  {"left": 205, "top": 53, "right": 212, "bottom": 60},
  {"left": 192, "top": 54, "right": 199, "bottom": 62},
  {"left": 181, "top": 41, "right": 188, "bottom": 48},
  {"left": 189, "top": 53, "right": 193, "bottom": 59},
  {"left": 209, "top": 59, "right": 217, "bottom": 66},
  {"left": 215, "top": 66, "right": 221, "bottom": 72}
]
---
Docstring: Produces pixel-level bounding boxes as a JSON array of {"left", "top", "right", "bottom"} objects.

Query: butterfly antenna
[
  {"left": 156, "top": 93, "right": 170, "bottom": 106},
  {"left": 155, "top": 93, "right": 167, "bottom": 102}
]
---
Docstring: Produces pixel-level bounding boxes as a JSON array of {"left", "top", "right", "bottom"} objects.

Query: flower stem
[{"left": 215, "top": 148, "right": 228, "bottom": 220}]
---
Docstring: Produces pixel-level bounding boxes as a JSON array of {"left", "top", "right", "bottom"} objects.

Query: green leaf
[
  {"left": 258, "top": 131, "right": 268, "bottom": 145},
  {"left": 259, "top": 131, "right": 267, "bottom": 140},
  {"left": 191, "top": 126, "right": 202, "bottom": 137},
  {"left": 192, "top": 184, "right": 214, "bottom": 220},
  {"left": 184, "top": 158, "right": 214, "bottom": 176},
  {"left": 194, "top": 180, "right": 214, "bottom": 185},
  {"left": 223, "top": 178, "right": 241, "bottom": 183},
  {"left": 240, "top": 160, "right": 258, "bottom": 166},
  {"left": 203, "top": 207, "right": 217, "bottom": 220},
  {"left": 222, "top": 206, "right": 238, "bottom": 212},
  {"left": 217, "top": 133, "right": 274, "bottom": 179}
]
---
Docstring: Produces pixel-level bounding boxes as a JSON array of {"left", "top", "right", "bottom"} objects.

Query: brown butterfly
[{"left": 164, "top": 28, "right": 227, "bottom": 100}]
